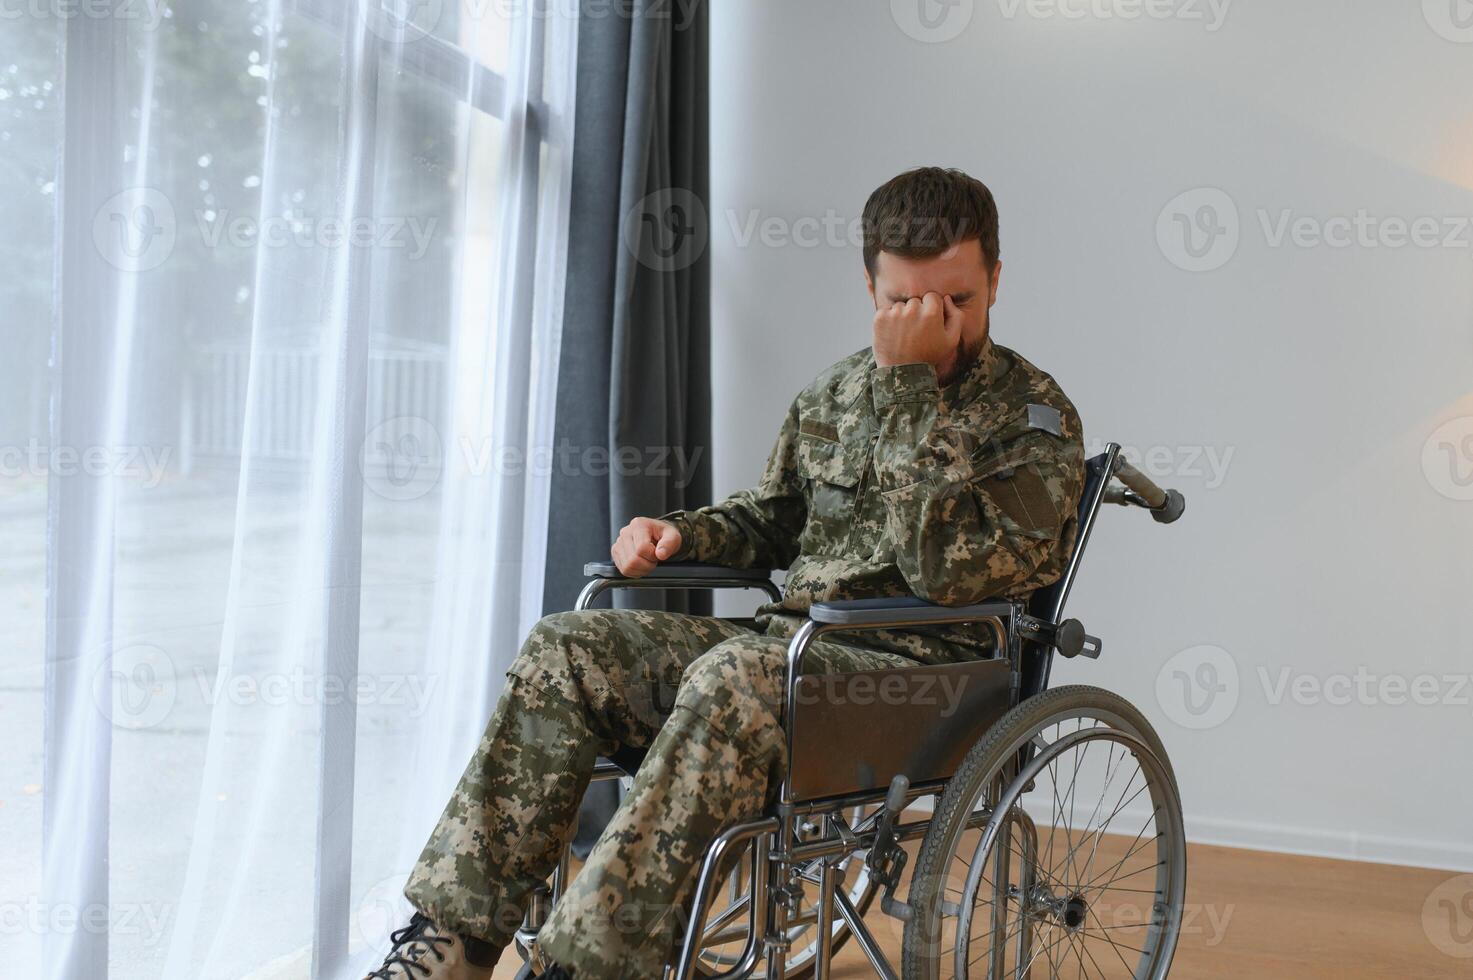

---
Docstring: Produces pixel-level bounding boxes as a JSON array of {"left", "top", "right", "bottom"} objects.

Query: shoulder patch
[{"left": 1026, "top": 403, "right": 1063, "bottom": 438}]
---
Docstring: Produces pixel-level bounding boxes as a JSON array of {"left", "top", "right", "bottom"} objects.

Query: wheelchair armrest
[
  {"left": 577, "top": 561, "right": 783, "bottom": 611},
  {"left": 582, "top": 561, "right": 774, "bottom": 582},
  {"left": 807, "top": 596, "right": 1017, "bottom": 628}
]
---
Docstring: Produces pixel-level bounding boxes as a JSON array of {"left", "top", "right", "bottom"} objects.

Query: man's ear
[
  {"left": 987, "top": 259, "right": 1003, "bottom": 309},
  {"left": 864, "top": 265, "right": 878, "bottom": 309}
]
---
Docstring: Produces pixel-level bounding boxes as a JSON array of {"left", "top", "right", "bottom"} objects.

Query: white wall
[{"left": 710, "top": 0, "right": 1473, "bottom": 870}]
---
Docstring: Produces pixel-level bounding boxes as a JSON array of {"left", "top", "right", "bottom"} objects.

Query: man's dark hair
[{"left": 861, "top": 167, "right": 1000, "bottom": 278}]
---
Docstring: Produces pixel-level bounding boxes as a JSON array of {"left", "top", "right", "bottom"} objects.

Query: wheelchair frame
[{"left": 525, "top": 442, "right": 1185, "bottom": 979}]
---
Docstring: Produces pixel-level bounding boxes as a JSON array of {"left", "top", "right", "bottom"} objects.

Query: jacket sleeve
[
  {"left": 869, "top": 363, "right": 1083, "bottom": 605},
  {"left": 657, "top": 399, "right": 807, "bottom": 570}
]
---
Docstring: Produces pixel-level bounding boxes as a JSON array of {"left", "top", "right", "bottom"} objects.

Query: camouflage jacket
[{"left": 662, "top": 339, "right": 1085, "bottom": 663}]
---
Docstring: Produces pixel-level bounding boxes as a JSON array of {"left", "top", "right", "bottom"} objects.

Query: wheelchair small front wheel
[{"left": 902, "top": 685, "right": 1186, "bottom": 980}]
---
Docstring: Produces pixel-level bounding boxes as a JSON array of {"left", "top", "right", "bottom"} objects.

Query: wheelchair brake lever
[{"left": 868, "top": 775, "right": 914, "bottom": 922}]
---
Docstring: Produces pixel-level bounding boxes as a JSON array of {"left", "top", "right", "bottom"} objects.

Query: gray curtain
[{"left": 542, "top": 0, "right": 710, "bottom": 854}]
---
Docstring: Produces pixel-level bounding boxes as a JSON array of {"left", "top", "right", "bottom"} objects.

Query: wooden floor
[{"left": 492, "top": 842, "right": 1469, "bottom": 978}]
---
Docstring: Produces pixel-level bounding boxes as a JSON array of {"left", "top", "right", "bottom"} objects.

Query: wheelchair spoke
[
  {"left": 958, "top": 733, "right": 1175, "bottom": 976},
  {"left": 1073, "top": 928, "right": 1116, "bottom": 980},
  {"left": 905, "top": 689, "right": 1185, "bottom": 980},
  {"left": 1085, "top": 905, "right": 1144, "bottom": 972},
  {"left": 699, "top": 892, "right": 750, "bottom": 945}
]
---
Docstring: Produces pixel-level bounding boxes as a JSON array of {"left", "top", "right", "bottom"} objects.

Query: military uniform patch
[{"left": 1027, "top": 403, "right": 1063, "bottom": 437}]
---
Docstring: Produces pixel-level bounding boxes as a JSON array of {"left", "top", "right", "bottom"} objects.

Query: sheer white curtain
[{"left": 1, "top": 1, "right": 578, "bottom": 977}]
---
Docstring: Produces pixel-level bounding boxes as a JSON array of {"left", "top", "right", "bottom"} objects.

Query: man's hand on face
[
  {"left": 611, "top": 517, "right": 683, "bottom": 577},
  {"left": 872, "top": 291, "right": 964, "bottom": 375}
]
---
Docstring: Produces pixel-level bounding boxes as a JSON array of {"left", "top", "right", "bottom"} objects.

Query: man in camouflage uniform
[{"left": 365, "top": 167, "right": 1085, "bottom": 979}]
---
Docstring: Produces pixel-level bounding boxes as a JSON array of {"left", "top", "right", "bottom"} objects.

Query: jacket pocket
[{"left": 796, "top": 431, "right": 865, "bottom": 554}]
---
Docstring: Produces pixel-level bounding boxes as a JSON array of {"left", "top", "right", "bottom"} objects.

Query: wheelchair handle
[{"left": 1109, "top": 458, "right": 1186, "bottom": 525}]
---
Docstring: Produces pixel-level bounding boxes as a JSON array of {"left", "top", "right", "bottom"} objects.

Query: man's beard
[{"left": 937, "top": 335, "right": 985, "bottom": 387}]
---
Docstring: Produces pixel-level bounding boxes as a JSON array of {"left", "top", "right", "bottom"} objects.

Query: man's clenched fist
[
  {"left": 872, "top": 291, "right": 964, "bottom": 376},
  {"left": 611, "top": 517, "right": 683, "bottom": 577}
]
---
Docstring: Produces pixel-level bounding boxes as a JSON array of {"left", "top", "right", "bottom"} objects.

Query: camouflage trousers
[{"left": 403, "top": 608, "right": 915, "bottom": 978}]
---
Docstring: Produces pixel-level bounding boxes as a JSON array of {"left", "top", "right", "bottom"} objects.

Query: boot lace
[{"left": 366, "top": 913, "right": 455, "bottom": 979}]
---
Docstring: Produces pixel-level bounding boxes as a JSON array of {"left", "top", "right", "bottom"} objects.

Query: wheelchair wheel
[
  {"left": 902, "top": 685, "right": 1185, "bottom": 980},
  {"left": 695, "top": 805, "right": 881, "bottom": 978}
]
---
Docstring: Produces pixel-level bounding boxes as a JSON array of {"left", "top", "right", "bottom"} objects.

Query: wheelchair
[{"left": 516, "top": 443, "right": 1188, "bottom": 979}]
